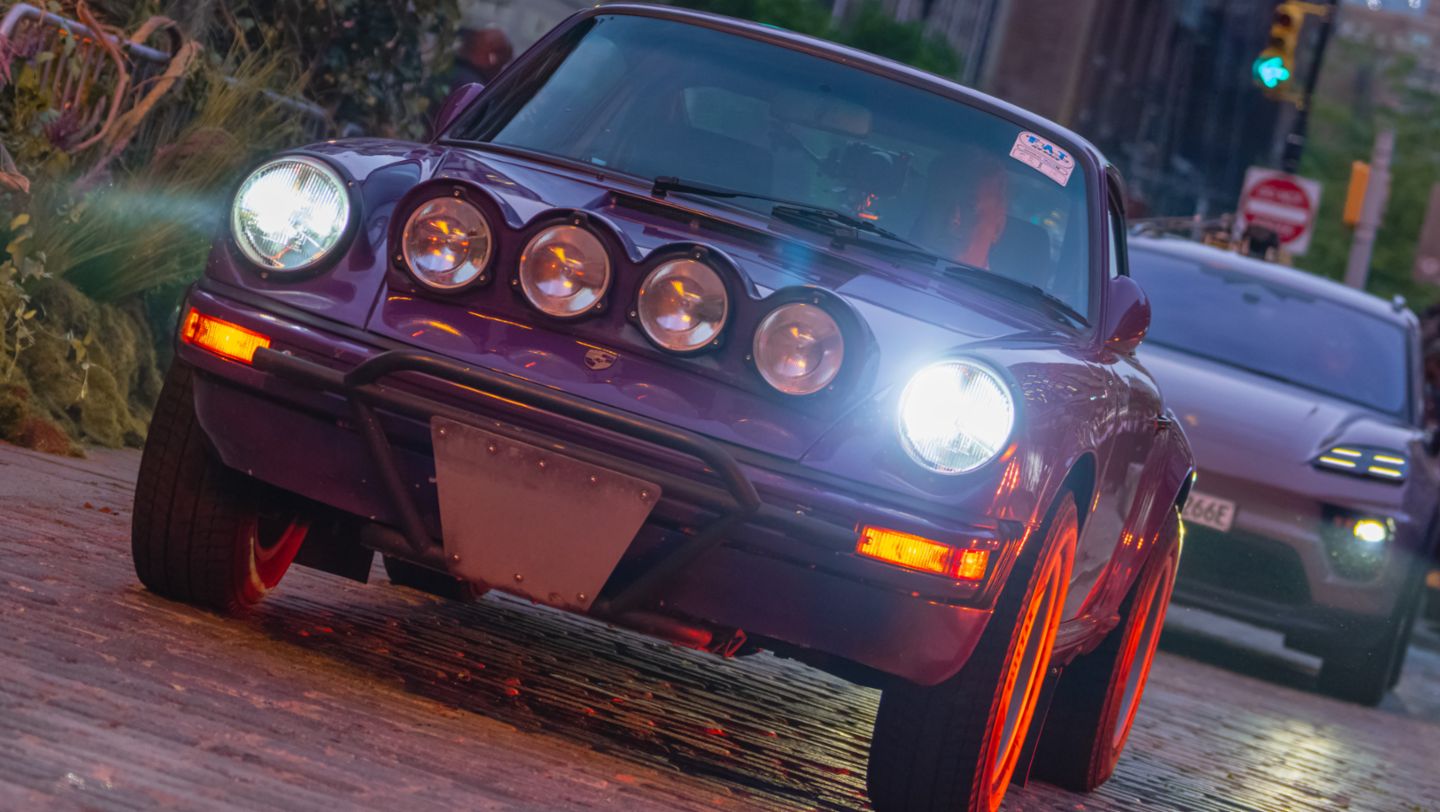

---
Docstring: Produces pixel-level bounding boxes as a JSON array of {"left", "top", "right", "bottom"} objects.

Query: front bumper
[
  {"left": 180, "top": 284, "right": 1021, "bottom": 685},
  {"left": 1172, "top": 472, "right": 1417, "bottom": 651}
]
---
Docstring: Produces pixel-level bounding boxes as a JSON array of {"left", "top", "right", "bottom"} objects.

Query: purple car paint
[{"left": 133, "top": 6, "right": 1193, "bottom": 808}]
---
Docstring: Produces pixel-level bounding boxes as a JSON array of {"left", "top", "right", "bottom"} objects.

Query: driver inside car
[
  {"left": 915, "top": 152, "right": 1011, "bottom": 270},
  {"left": 915, "top": 152, "right": 1054, "bottom": 288}
]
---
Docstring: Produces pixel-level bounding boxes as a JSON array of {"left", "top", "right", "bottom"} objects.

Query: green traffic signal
[{"left": 1253, "top": 55, "right": 1292, "bottom": 90}]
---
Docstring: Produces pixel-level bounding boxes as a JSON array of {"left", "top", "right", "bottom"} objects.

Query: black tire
[
  {"left": 866, "top": 492, "right": 1079, "bottom": 812},
  {"left": 1031, "top": 509, "right": 1180, "bottom": 792},
  {"left": 131, "top": 363, "right": 310, "bottom": 614},
  {"left": 383, "top": 555, "right": 481, "bottom": 602},
  {"left": 1318, "top": 578, "right": 1422, "bottom": 706},
  {"left": 1424, "top": 570, "right": 1440, "bottom": 628}
]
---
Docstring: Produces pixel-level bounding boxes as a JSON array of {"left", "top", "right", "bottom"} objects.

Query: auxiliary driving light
[
  {"left": 753, "top": 302, "right": 844, "bottom": 395},
  {"left": 402, "top": 198, "right": 493, "bottom": 290},
  {"left": 518, "top": 225, "right": 612, "bottom": 318},
  {"left": 181, "top": 309, "right": 271, "bottom": 364},
  {"left": 857, "top": 525, "right": 989, "bottom": 581},
  {"left": 1352, "top": 518, "right": 1391, "bottom": 544},
  {"left": 637, "top": 259, "right": 730, "bottom": 352},
  {"left": 1321, "top": 509, "right": 1393, "bottom": 580}
]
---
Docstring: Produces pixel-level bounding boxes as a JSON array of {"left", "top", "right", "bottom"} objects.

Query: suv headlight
[
  {"left": 231, "top": 156, "right": 350, "bottom": 272},
  {"left": 899, "top": 360, "right": 1014, "bottom": 474}
]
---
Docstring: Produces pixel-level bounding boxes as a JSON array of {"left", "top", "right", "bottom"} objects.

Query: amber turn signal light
[
  {"left": 181, "top": 308, "right": 271, "bottom": 364},
  {"left": 857, "top": 525, "right": 989, "bottom": 581}
]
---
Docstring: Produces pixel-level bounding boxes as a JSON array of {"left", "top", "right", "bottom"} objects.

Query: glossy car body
[
  {"left": 1131, "top": 237, "right": 1438, "bottom": 692},
  {"left": 161, "top": 3, "right": 1192, "bottom": 769}
]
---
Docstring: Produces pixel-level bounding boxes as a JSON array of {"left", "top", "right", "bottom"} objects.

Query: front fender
[{"left": 1074, "top": 412, "right": 1194, "bottom": 626}]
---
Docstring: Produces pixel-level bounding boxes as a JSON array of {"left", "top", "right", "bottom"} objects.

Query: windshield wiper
[
  {"left": 651, "top": 176, "right": 1083, "bottom": 327},
  {"left": 651, "top": 176, "right": 926, "bottom": 254},
  {"left": 936, "top": 264, "right": 1086, "bottom": 328}
]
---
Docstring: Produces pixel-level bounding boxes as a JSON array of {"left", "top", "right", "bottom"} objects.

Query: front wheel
[
  {"left": 866, "top": 492, "right": 1078, "bottom": 812},
  {"left": 1031, "top": 509, "right": 1180, "bottom": 791},
  {"left": 131, "top": 363, "right": 310, "bottom": 613},
  {"left": 1318, "top": 582, "right": 1421, "bottom": 706}
]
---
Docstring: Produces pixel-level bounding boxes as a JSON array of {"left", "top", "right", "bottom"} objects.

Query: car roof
[
  {"left": 1129, "top": 235, "right": 1417, "bottom": 329},
  {"left": 587, "top": 4, "right": 1111, "bottom": 175}
]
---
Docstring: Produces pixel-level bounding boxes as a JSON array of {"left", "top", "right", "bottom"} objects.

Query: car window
[
  {"left": 1131, "top": 249, "right": 1409, "bottom": 417},
  {"left": 1107, "top": 204, "right": 1124, "bottom": 279},
  {"left": 454, "top": 14, "right": 1095, "bottom": 317}
]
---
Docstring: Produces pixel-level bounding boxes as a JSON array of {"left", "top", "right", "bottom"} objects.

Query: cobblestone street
[{"left": 2, "top": 442, "right": 1438, "bottom": 811}]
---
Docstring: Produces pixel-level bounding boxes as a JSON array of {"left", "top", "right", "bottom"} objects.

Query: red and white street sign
[{"left": 1235, "top": 167, "right": 1323, "bottom": 256}]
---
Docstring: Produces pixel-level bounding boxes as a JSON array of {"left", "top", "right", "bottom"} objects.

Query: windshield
[
  {"left": 451, "top": 14, "right": 1095, "bottom": 315},
  {"left": 1131, "top": 248, "right": 1410, "bottom": 417}
]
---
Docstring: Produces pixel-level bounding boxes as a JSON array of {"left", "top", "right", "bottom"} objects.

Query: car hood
[
  {"left": 1139, "top": 343, "right": 1419, "bottom": 478},
  {"left": 462, "top": 148, "right": 1065, "bottom": 333},
  {"left": 311, "top": 144, "right": 1083, "bottom": 463}
]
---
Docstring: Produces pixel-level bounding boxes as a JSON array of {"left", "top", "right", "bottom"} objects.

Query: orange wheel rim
[
  {"left": 241, "top": 517, "right": 310, "bottom": 603},
  {"left": 1111, "top": 552, "right": 1176, "bottom": 753},
  {"left": 985, "top": 519, "right": 1075, "bottom": 810}
]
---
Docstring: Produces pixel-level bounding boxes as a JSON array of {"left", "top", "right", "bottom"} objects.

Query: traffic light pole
[
  {"left": 1281, "top": 0, "right": 1338, "bottom": 172},
  {"left": 1343, "top": 127, "right": 1395, "bottom": 289}
]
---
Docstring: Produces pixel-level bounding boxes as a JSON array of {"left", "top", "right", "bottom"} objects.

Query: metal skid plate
[{"left": 430, "top": 417, "right": 660, "bottom": 612}]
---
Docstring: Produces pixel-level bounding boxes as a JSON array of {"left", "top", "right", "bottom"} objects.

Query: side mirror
[
  {"left": 429, "top": 82, "right": 485, "bottom": 141},
  {"left": 1104, "top": 275, "right": 1151, "bottom": 355}
]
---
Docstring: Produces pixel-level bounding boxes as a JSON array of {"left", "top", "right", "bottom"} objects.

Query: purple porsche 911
[{"left": 130, "top": 6, "right": 1194, "bottom": 809}]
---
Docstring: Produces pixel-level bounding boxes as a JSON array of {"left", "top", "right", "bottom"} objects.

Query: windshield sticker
[{"left": 1010, "top": 132, "right": 1075, "bottom": 187}]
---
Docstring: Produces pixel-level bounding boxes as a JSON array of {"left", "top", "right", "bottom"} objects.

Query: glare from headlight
[
  {"left": 519, "top": 225, "right": 611, "bottom": 317},
  {"left": 638, "top": 259, "right": 729, "bottom": 352},
  {"left": 753, "top": 303, "right": 844, "bottom": 395},
  {"left": 899, "top": 361, "right": 1014, "bottom": 475},
  {"left": 402, "top": 198, "right": 493, "bottom": 290},
  {"left": 1352, "top": 518, "right": 1390, "bottom": 544},
  {"left": 231, "top": 157, "right": 349, "bottom": 271}
]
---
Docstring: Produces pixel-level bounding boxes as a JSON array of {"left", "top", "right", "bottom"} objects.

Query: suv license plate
[{"left": 1183, "top": 491, "right": 1236, "bottom": 532}]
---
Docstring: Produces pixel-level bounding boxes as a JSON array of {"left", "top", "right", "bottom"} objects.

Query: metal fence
[{"left": 0, "top": 2, "right": 332, "bottom": 149}]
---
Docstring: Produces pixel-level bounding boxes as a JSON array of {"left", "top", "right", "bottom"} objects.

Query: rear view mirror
[
  {"left": 429, "top": 82, "right": 486, "bottom": 141},
  {"left": 1104, "top": 275, "right": 1151, "bottom": 354}
]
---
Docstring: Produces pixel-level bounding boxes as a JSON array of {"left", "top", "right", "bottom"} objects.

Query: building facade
[
  {"left": 864, "top": 0, "right": 1005, "bottom": 83},
  {"left": 1328, "top": 0, "right": 1439, "bottom": 99},
  {"left": 982, "top": 0, "right": 1288, "bottom": 218}
]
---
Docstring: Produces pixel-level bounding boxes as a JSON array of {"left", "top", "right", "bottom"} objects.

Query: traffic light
[
  {"left": 1343, "top": 161, "right": 1370, "bottom": 228},
  {"left": 1253, "top": 2, "right": 1305, "bottom": 95}
]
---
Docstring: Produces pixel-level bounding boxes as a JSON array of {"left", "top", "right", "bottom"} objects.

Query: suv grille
[{"left": 1178, "top": 525, "right": 1311, "bottom": 605}]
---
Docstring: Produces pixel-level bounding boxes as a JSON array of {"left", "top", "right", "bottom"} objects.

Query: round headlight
[
  {"left": 637, "top": 259, "right": 730, "bottom": 352},
  {"left": 231, "top": 157, "right": 349, "bottom": 272},
  {"left": 518, "top": 225, "right": 611, "bottom": 318},
  {"left": 899, "top": 361, "right": 1014, "bottom": 475},
  {"left": 753, "top": 303, "right": 844, "bottom": 396},
  {"left": 402, "top": 198, "right": 493, "bottom": 290}
]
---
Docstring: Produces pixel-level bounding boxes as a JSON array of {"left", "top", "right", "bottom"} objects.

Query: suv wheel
[
  {"left": 865, "top": 492, "right": 1078, "bottom": 812},
  {"left": 1317, "top": 573, "right": 1422, "bottom": 706},
  {"left": 131, "top": 363, "right": 310, "bottom": 613}
]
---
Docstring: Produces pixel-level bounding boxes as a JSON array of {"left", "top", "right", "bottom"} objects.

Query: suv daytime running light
[{"left": 1315, "top": 446, "right": 1408, "bottom": 482}]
